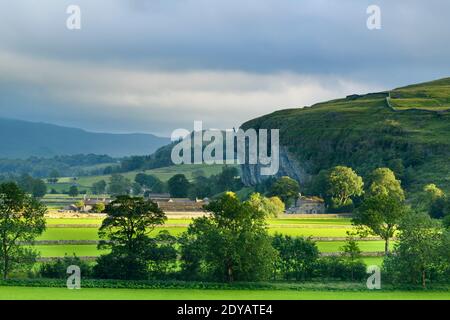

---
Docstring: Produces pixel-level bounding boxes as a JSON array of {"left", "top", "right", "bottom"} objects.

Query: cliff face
[{"left": 240, "top": 146, "right": 311, "bottom": 186}]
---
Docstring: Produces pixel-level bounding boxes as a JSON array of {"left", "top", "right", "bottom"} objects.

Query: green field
[
  {"left": 50, "top": 164, "right": 229, "bottom": 193},
  {"left": 1, "top": 286, "right": 448, "bottom": 300},
  {"left": 33, "top": 241, "right": 387, "bottom": 258},
  {"left": 389, "top": 78, "right": 450, "bottom": 111},
  {"left": 317, "top": 241, "right": 388, "bottom": 253},
  {"left": 40, "top": 226, "right": 359, "bottom": 240},
  {"left": 34, "top": 245, "right": 109, "bottom": 257},
  {"left": 38, "top": 215, "right": 386, "bottom": 258}
]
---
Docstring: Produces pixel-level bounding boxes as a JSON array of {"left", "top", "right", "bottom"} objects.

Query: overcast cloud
[{"left": 0, "top": 0, "right": 449, "bottom": 135}]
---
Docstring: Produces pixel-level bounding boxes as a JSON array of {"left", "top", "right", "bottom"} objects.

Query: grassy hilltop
[{"left": 241, "top": 77, "right": 450, "bottom": 198}]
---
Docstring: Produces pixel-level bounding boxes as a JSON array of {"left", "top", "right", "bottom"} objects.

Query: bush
[
  {"left": 314, "top": 257, "right": 367, "bottom": 281},
  {"left": 93, "top": 254, "right": 149, "bottom": 280},
  {"left": 272, "top": 234, "right": 319, "bottom": 281},
  {"left": 39, "top": 255, "right": 93, "bottom": 279}
]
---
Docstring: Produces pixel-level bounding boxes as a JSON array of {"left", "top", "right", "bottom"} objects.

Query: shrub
[
  {"left": 39, "top": 255, "right": 93, "bottom": 279},
  {"left": 314, "top": 257, "right": 367, "bottom": 281}
]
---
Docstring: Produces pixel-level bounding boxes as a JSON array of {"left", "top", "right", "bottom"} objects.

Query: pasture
[
  {"left": 34, "top": 215, "right": 388, "bottom": 265},
  {"left": 1, "top": 287, "right": 448, "bottom": 300}
]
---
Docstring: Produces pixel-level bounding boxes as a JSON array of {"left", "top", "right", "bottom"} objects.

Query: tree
[
  {"left": 47, "top": 170, "right": 60, "bottom": 184},
  {"left": 217, "top": 166, "right": 240, "bottom": 191},
  {"left": 0, "top": 183, "right": 46, "bottom": 279},
  {"left": 272, "top": 234, "right": 319, "bottom": 280},
  {"left": 327, "top": 166, "right": 364, "bottom": 209},
  {"left": 168, "top": 174, "right": 190, "bottom": 198},
  {"left": 135, "top": 174, "right": 164, "bottom": 193},
  {"left": 92, "top": 180, "right": 107, "bottom": 195},
  {"left": 108, "top": 174, "right": 131, "bottom": 196},
  {"left": 75, "top": 200, "right": 85, "bottom": 210},
  {"left": 354, "top": 193, "right": 408, "bottom": 255},
  {"left": 269, "top": 176, "right": 300, "bottom": 207},
  {"left": 180, "top": 192, "right": 277, "bottom": 282},
  {"left": 68, "top": 185, "right": 79, "bottom": 198},
  {"left": 383, "top": 212, "right": 448, "bottom": 288},
  {"left": 189, "top": 175, "right": 213, "bottom": 199},
  {"left": 246, "top": 193, "right": 284, "bottom": 217},
  {"left": 94, "top": 196, "right": 167, "bottom": 280},
  {"left": 353, "top": 168, "right": 408, "bottom": 255},
  {"left": 308, "top": 169, "right": 329, "bottom": 199},
  {"left": 131, "top": 182, "right": 143, "bottom": 196},
  {"left": 93, "top": 202, "right": 105, "bottom": 213},
  {"left": 32, "top": 179, "right": 47, "bottom": 198},
  {"left": 340, "top": 232, "right": 363, "bottom": 281},
  {"left": 367, "top": 168, "right": 405, "bottom": 201},
  {"left": 17, "top": 174, "right": 34, "bottom": 193}
]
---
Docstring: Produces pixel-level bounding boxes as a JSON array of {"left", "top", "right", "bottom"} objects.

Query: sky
[{"left": 0, "top": 0, "right": 449, "bottom": 136}]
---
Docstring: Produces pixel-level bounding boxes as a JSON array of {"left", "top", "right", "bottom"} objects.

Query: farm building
[
  {"left": 286, "top": 194, "right": 326, "bottom": 214},
  {"left": 148, "top": 194, "right": 209, "bottom": 212}
]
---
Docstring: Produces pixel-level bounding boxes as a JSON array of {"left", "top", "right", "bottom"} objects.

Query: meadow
[
  {"left": 49, "top": 164, "right": 228, "bottom": 193},
  {"left": 1, "top": 286, "right": 448, "bottom": 300},
  {"left": 34, "top": 215, "right": 388, "bottom": 266}
]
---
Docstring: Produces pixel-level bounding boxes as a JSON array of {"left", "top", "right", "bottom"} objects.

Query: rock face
[{"left": 240, "top": 146, "right": 311, "bottom": 186}]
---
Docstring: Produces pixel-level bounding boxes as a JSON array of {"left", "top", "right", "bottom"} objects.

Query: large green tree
[
  {"left": 383, "top": 212, "right": 449, "bottom": 288},
  {"left": 269, "top": 176, "right": 300, "bottom": 207},
  {"left": 68, "top": 185, "right": 79, "bottom": 198},
  {"left": 0, "top": 183, "right": 46, "bottom": 279},
  {"left": 92, "top": 180, "right": 107, "bottom": 195},
  {"left": 168, "top": 174, "right": 190, "bottom": 198},
  {"left": 32, "top": 179, "right": 47, "bottom": 198},
  {"left": 327, "top": 166, "right": 364, "bottom": 209},
  {"left": 246, "top": 193, "right": 284, "bottom": 217},
  {"left": 367, "top": 168, "right": 405, "bottom": 201},
  {"left": 108, "top": 174, "right": 132, "bottom": 196},
  {"left": 353, "top": 168, "right": 408, "bottom": 254},
  {"left": 94, "top": 196, "right": 167, "bottom": 280},
  {"left": 180, "top": 192, "right": 277, "bottom": 282}
]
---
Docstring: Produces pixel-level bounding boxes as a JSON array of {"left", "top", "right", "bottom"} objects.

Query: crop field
[{"left": 1, "top": 287, "right": 448, "bottom": 300}]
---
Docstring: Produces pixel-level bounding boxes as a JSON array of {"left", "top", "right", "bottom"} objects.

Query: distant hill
[
  {"left": 0, "top": 118, "right": 170, "bottom": 159},
  {"left": 240, "top": 77, "right": 450, "bottom": 198}
]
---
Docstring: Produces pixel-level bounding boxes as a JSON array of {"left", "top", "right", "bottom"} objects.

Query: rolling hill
[
  {"left": 240, "top": 77, "right": 450, "bottom": 198},
  {"left": 0, "top": 118, "right": 170, "bottom": 159}
]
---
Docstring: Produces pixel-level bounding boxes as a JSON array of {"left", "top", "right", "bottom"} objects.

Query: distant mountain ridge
[{"left": 0, "top": 118, "right": 170, "bottom": 159}]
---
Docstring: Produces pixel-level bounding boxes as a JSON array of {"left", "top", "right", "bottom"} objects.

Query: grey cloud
[{"left": 0, "top": 0, "right": 448, "bottom": 134}]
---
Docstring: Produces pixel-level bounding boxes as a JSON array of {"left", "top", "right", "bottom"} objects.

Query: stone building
[{"left": 287, "top": 194, "right": 326, "bottom": 214}]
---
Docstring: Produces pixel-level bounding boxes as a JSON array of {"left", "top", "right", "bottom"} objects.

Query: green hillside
[
  {"left": 388, "top": 77, "right": 450, "bottom": 111},
  {"left": 241, "top": 77, "right": 450, "bottom": 198},
  {"left": 49, "top": 164, "right": 229, "bottom": 193}
]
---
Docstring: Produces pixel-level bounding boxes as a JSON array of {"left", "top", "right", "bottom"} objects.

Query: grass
[
  {"left": 362, "top": 257, "right": 383, "bottom": 266},
  {"left": 389, "top": 77, "right": 450, "bottom": 111},
  {"left": 38, "top": 228, "right": 100, "bottom": 241},
  {"left": 52, "top": 164, "right": 229, "bottom": 192},
  {"left": 32, "top": 241, "right": 388, "bottom": 258},
  {"left": 40, "top": 225, "right": 360, "bottom": 240},
  {"left": 44, "top": 217, "right": 353, "bottom": 226},
  {"left": 1, "top": 286, "right": 448, "bottom": 300},
  {"left": 33, "top": 245, "right": 109, "bottom": 257},
  {"left": 317, "top": 241, "right": 389, "bottom": 253},
  {"left": 46, "top": 218, "right": 105, "bottom": 225}
]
